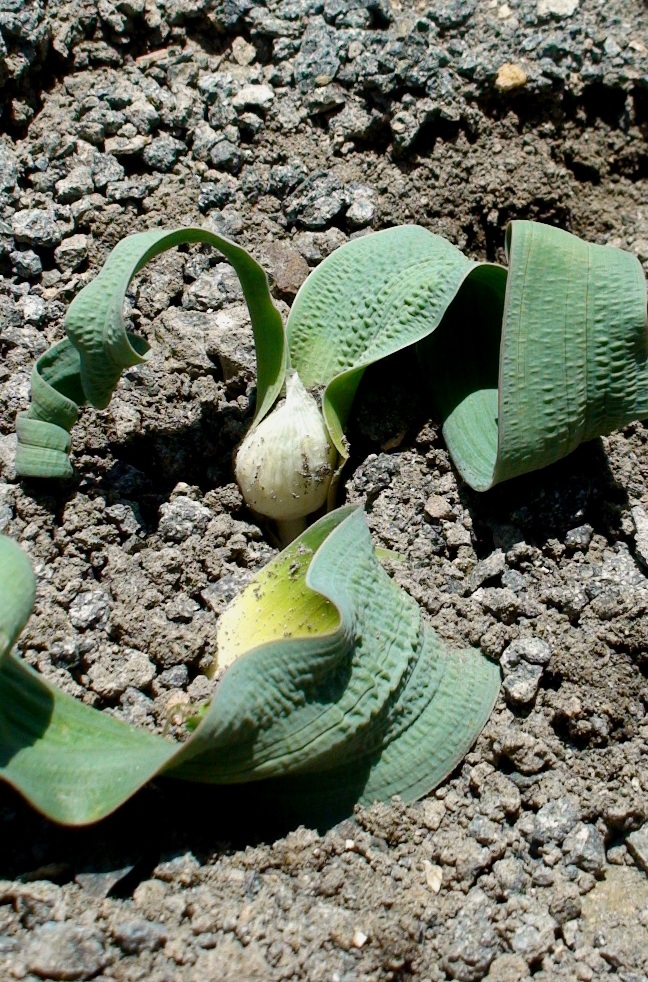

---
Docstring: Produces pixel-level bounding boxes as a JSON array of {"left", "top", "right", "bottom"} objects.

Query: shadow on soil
[{"left": 0, "top": 774, "right": 355, "bottom": 889}]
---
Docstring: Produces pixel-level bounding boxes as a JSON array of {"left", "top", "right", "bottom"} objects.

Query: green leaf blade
[
  {"left": 0, "top": 537, "right": 36, "bottom": 658},
  {"left": 286, "top": 226, "right": 476, "bottom": 456},
  {"left": 15, "top": 228, "right": 287, "bottom": 480},
  {"left": 495, "top": 221, "right": 648, "bottom": 485},
  {"left": 0, "top": 504, "right": 499, "bottom": 824},
  {"left": 167, "top": 507, "right": 499, "bottom": 805},
  {"left": 0, "top": 654, "right": 176, "bottom": 826}
]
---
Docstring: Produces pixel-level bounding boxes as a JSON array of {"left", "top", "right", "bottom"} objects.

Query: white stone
[
  {"left": 232, "top": 84, "right": 275, "bottom": 111},
  {"left": 537, "top": 0, "right": 580, "bottom": 17},
  {"left": 424, "top": 861, "right": 443, "bottom": 894}
]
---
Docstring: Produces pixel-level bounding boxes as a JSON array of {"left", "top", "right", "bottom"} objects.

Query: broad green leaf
[
  {"left": 286, "top": 225, "right": 478, "bottom": 455},
  {"left": 0, "top": 513, "right": 499, "bottom": 825},
  {"left": 16, "top": 221, "right": 647, "bottom": 493},
  {"left": 422, "top": 222, "right": 648, "bottom": 489},
  {"left": 0, "top": 653, "right": 175, "bottom": 826},
  {"left": 0, "top": 537, "right": 35, "bottom": 660},
  {"left": 287, "top": 222, "right": 647, "bottom": 489},
  {"left": 15, "top": 228, "right": 286, "bottom": 479}
]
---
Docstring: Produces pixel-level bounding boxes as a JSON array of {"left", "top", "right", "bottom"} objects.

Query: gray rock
[
  {"left": 0, "top": 140, "right": 19, "bottom": 192},
  {"left": 75, "top": 864, "right": 136, "bottom": 900},
  {"left": 324, "top": 0, "right": 384, "bottom": 28},
  {"left": 346, "top": 185, "right": 376, "bottom": 227},
  {"left": 268, "top": 161, "right": 308, "bottom": 197},
  {"left": 153, "top": 664, "right": 189, "bottom": 694},
  {"left": 209, "top": 139, "right": 242, "bottom": 174},
  {"left": 562, "top": 822, "right": 606, "bottom": 875},
  {"left": 294, "top": 18, "right": 342, "bottom": 91},
  {"left": 197, "top": 177, "right": 238, "bottom": 212},
  {"left": 631, "top": 504, "right": 648, "bottom": 570},
  {"left": 183, "top": 263, "right": 243, "bottom": 312},
  {"left": 285, "top": 172, "right": 349, "bottom": 228},
  {"left": 504, "top": 638, "right": 552, "bottom": 667},
  {"left": 69, "top": 193, "right": 106, "bottom": 224},
  {"left": 12, "top": 208, "right": 62, "bottom": 248},
  {"left": 248, "top": 5, "right": 301, "bottom": 39},
  {"left": 231, "top": 36, "right": 256, "bottom": 65},
  {"left": 24, "top": 922, "right": 107, "bottom": 980},
  {"left": 124, "top": 97, "right": 160, "bottom": 133},
  {"left": 304, "top": 83, "right": 347, "bottom": 115},
  {"left": 502, "top": 662, "right": 542, "bottom": 704},
  {"left": 472, "top": 587, "right": 520, "bottom": 624},
  {"left": 87, "top": 648, "right": 155, "bottom": 699},
  {"left": 510, "top": 911, "right": 558, "bottom": 964},
  {"left": 158, "top": 496, "right": 212, "bottom": 543},
  {"left": 548, "top": 880, "right": 581, "bottom": 924},
  {"left": 166, "top": 593, "right": 201, "bottom": 623},
  {"left": 204, "top": 304, "right": 256, "bottom": 384},
  {"left": 15, "top": 294, "right": 46, "bottom": 325},
  {"left": 54, "top": 233, "right": 89, "bottom": 271},
  {"left": 442, "top": 889, "right": 498, "bottom": 981},
  {"left": 465, "top": 549, "right": 506, "bottom": 594},
  {"left": 111, "top": 918, "right": 167, "bottom": 955},
  {"left": 10, "top": 248, "right": 43, "bottom": 277},
  {"left": 626, "top": 824, "right": 648, "bottom": 874},
  {"left": 331, "top": 100, "right": 381, "bottom": 142},
  {"left": 55, "top": 165, "right": 94, "bottom": 203},
  {"left": 564, "top": 524, "right": 594, "bottom": 550},
  {"left": 207, "top": 92, "right": 237, "bottom": 130},
  {"left": 390, "top": 108, "right": 421, "bottom": 156},
  {"left": 69, "top": 589, "right": 111, "bottom": 631},
  {"left": 191, "top": 121, "right": 220, "bottom": 161},
  {"left": 198, "top": 72, "right": 234, "bottom": 103},
  {"left": 292, "top": 227, "right": 346, "bottom": 264},
  {"left": 104, "top": 133, "right": 151, "bottom": 157},
  {"left": 501, "top": 569, "right": 527, "bottom": 593},
  {"left": 487, "top": 954, "right": 531, "bottom": 981},
  {"left": 142, "top": 133, "right": 186, "bottom": 171},
  {"left": 232, "top": 83, "right": 275, "bottom": 111},
  {"left": 91, "top": 152, "right": 125, "bottom": 189},
  {"left": 427, "top": 0, "right": 476, "bottom": 29},
  {"left": 105, "top": 175, "right": 161, "bottom": 201},
  {"left": 493, "top": 857, "right": 530, "bottom": 898},
  {"left": 105, "top": 501, "right": 145, "bottom": 537},
  {"left": 537, "top": 0, "right": 580, "bottom": 17},
  {"left": 532, "top": 796, "right": 581, "bottom": 845},
  {"left": 468, "top": 814, "right": 501, "bottom": 846}
]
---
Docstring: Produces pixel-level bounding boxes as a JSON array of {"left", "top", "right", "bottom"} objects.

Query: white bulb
[{"left": 235, "top": 371, "right": 336, "bottom": 522}]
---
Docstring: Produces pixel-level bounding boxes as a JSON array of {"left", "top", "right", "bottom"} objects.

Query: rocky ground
[{"left": 1, "top": 0, "right": 648, "bottom": 979}]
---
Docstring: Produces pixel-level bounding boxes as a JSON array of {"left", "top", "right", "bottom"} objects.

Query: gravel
[{"left": 1, "top": 0, "right": 648, "bottom": 978}]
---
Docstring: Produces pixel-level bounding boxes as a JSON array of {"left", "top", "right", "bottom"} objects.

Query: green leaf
[
  {"left": 286, "top": 225, "right": 477, "bottom": 456},
  {"left": 287, "top": 221, "right": 646, "bottom": 489},
  {"left": 15, "top": 228, "right": 286, "bottom": 479},
  {"left": 17, "top": 221, "right": 646, "bottom": 493},
  {"left": 0, "top": 537, "right": 35, "bottom": 660},
  {"left": 0, "top": 515, "right": 499, "bottom": 825},
  {"left": 422, "top": 221, "right": 648, "bottom": 489},
  {"left": 0, "top": 653, "right": 175, "bottom": 826}
]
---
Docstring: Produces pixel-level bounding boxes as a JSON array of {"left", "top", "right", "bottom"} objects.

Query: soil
[{"left": 1, "top": 0, "right": 648, "bottom": 979}]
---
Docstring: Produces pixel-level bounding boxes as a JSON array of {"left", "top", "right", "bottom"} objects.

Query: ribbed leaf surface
[
  {"left": 286, "top": 221, "right": 647, "bottom": 488},
  {"left": 286, "top": 225, "right": 476, "bottom": 452},
  {"left": 0, "top": 511, "right": 498, "bottom": 824}
]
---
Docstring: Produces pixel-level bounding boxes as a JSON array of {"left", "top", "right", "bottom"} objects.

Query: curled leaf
[
  {"left": 286, "top": 221, "right": 647, "bottom": 489},
  {"left": 15, "top": 227, "right": 286, "bottom": 479},
  {"left": 0, "top": 510, "right": 499, "bottom": 826}
]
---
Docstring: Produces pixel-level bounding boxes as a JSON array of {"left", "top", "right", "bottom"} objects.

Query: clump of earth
[{"left": 1, "top": 0, "right": 648, "bottom": 979}]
